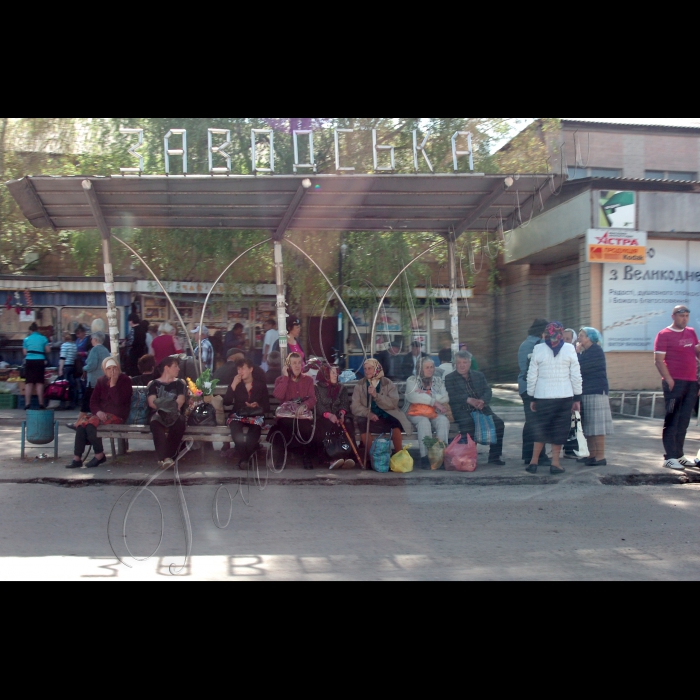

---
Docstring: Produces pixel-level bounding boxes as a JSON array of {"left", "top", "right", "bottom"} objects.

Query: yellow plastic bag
[{"left": 390, "top": 448, "right": 414, "bottom": 474}]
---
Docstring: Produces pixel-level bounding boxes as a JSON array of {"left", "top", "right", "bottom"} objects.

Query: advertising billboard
[{"left": 603, "top": 240, "right": 700, "bottom": 352}]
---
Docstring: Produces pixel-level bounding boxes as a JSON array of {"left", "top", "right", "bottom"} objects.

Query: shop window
[
  {"left": 0, "top": 305, "right": 58, "bottom": 350},
  {"left": 61, "top": 308, "right": 122, "bottom": 338}
]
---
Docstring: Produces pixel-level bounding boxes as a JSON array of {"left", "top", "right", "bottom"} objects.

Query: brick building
[{"left": 497, "top": 119, "right": 700, "bottom": 390}]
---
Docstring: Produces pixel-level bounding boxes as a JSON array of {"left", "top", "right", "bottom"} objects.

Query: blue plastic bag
[
  {"left": 128, "top": 388, "right": 149, "bottom": 426},
  {"left": 473, "top": 411, "right": 497, "bottom": 445},
  {"left": 370, "top": 436, "right": 392, "bottom": 473}
]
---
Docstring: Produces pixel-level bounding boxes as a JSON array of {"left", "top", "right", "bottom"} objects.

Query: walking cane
[{"left": 340, "top": 419, "right": 364, "bottom": 468}]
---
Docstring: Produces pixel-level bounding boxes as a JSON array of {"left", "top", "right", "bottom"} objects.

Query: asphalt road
[{"left": 1, "top": 481, "right": 699, "bottom": 580}]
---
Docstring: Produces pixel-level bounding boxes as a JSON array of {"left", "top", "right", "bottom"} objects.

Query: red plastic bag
[{"left": 444, "top": 434, "right": 478, "bottom": 473}]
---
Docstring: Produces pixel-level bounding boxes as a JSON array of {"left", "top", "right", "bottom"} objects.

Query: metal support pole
[
  {"left": 447, "top": 232, "right": 460, "bottom": 358},
  {"left": 274, "top": 241, "right": 288, "bottom": 363},
  {"left": 82, "top": 180, "right": 121, "bottom": 364}
]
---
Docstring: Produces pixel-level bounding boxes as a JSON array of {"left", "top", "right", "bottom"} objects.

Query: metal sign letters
[{"left": 120, "top": 126, "right": 476, "bottom": 176}]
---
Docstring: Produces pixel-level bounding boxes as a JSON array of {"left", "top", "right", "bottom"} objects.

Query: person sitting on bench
[
  {"left": 352, "top": 358, "right": 413, "bottom": 465},
  {"left": 148, "top": 357, "right": 188, "bottom": 470},
  {"left": 224, "top": 359, "right": 270, "bottom": 470},
  {"left": 65, "top": 357, "right": 132, "bottom": 470}
]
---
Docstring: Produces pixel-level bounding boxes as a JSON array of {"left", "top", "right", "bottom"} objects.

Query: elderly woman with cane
[
  {"left": 526, "top": 322, "right": 583, "bottom": 475},
  {"left": 315, "top": 364, "right": 359, "bottom": 470},
  {"left": 578, "top": 327, "right": 613, "bottom": 467},
  {"left": 352, "top": 358, "right": 412, "bottom": 467}
]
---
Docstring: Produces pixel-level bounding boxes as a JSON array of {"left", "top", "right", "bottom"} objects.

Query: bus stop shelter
[{"left": 6, "top": 173, "right": 560, "bottom": 364}]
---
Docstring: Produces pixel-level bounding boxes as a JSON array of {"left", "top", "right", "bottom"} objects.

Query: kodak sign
[{"left": 586, "top": 229, "right": 648, "bottom": 265}]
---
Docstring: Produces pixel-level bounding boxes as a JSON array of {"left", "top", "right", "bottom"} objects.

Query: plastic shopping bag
[
  {"left": 444, "top": 434, "right": 478, "bottom": 473},
  {"left": 370, "top": 436, "right": 392, "bottom": 473},
  {"left": 428, "top": 441, "right": 446, "bottom": 471},
  {"left": 473, "top": 411, "right": 497, "bottom": 446},
  {"left": 571, "top": 411, "right": 589, "bottom": 458},
  {"left": 390, "top": 448, "right": 414, "bottom": 474}
]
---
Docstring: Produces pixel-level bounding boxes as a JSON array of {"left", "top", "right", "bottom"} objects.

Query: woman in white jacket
[
  {"left": 405, "top": 358, "right": 451, "bottom": 470},
  {"left": 526, "top": 322, "right": 583, "bottom": 476}
]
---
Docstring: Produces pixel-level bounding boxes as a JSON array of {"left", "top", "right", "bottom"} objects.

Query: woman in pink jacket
[{"left": 272, "top": 353, "right": 317, "bottom": 469}]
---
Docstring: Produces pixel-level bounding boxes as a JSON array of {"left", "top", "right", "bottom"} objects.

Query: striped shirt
[{"left": 60, "top": 342, "right": 77, "bottom": 366}]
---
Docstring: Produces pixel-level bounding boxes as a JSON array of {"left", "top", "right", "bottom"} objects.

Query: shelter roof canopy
[{"left": 6, "top": 173, "right": 558, "bottom": 237}]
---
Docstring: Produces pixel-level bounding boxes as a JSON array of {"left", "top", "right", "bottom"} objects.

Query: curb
[{"left": 1, "top": 472, "right": 699, "bottom": 489}]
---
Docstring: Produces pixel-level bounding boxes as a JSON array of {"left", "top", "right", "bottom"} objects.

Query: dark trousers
[
  {"left": 230, "top": 422, "right": 262, "bottom": 462},
  {"left": 275, "top": 418, "right": 314, "bottom": 460},
  {"left": 521, "top": 393, "right": 538, "bottom": 462},
  {"left": 663, "top": 380, "right": 699, "bottom": 459},
  {"left": 61, "top": 366, "right": 76, "bottom": 408},
  {"left": 81, "top": 386, "right": 93, "bottom": 414},
  {"left": 150, "top": 416, "right": 187, "bottom": 461},
  {"left": 74, "top": 424, "right": 104, "bottom": 458},
  {"left": 458, "top": 411, "right": 505, "bottom": 460}
]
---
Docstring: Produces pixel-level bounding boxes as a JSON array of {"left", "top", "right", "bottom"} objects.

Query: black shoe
[
  {"left": 65, "top": 460, "right": 83, "bottom": 469},
  {"left": 66, "top": 423, "right": 78, "bottom": 432},
  {"left": 420, "top": 457, "right": 431, "bottom": 471},
  {"left": 85, "top": 456, "right": 107, "bottom": 469},
  {"left": 489, "top": 458, "right": 506, "bottom": 466},
  {"left": 526, "top": 464, "right": 538, "bottom": 474},
  {"left": 240, "top": 460, "right": 249, "bottom": 471},
  {"left": 586, "top": 459, "right": 607, "bottom": 467},
  {"left": 550, "top": 465, "right": 566, "bottom": 475}
]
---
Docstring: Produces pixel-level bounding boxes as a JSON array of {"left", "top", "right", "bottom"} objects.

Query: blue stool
[{"left": 21, "top": 409, "right": 59, "bottom": 460}]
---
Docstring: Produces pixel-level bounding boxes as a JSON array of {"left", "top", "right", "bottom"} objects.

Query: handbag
[
  {"left": 407, "top": 403, "right": 438, "bottom": 420},
  {"left": 323, "top": 430, "right": 352, "bottom": 461},
  {"left": 45, "top": 380, "right": 71, "bottom": 402},
  {"left": 275, "top": 400, "right": 312, "bottom": 420},
  {"left": 188, "top": 402, "right": 217, "bottom": 427}
]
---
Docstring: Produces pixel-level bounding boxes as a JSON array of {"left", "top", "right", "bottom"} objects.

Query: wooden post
[{"left": 82, "top": 180, "right": 121, "bottom": 364}]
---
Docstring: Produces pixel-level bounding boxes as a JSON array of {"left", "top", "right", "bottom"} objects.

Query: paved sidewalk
[{"left": 2, "top": 406, "right": 699, "bottom": 487}]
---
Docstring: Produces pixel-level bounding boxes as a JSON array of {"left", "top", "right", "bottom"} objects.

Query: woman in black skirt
[{"left": 525, "top": 322, "right": 583, "bottom": 475}]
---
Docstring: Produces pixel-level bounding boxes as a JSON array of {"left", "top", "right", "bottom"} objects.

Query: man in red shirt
[{"left": 654, "top": 306, "right": 700, "bottom": 470}]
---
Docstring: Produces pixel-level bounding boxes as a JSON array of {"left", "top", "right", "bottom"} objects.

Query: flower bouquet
[{"left": 186, "top": 370, "right": 221, "bottom": 420}]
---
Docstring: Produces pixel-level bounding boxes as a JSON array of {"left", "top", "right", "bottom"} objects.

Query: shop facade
[{"left": 501, "top": 178, "right": 700, "bottom": 390}]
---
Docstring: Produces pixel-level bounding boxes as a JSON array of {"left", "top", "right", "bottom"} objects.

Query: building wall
[{"left": 561, "top": 124, "right": 700, "bottom": 179}]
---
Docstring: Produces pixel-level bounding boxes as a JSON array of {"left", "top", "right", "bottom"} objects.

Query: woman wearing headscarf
[
  {"left": 404, "top": 357, "right": 451, "bottom": 470},
  {"left": 65, "top": 356, "right": 132, "bottom": 470},
  {"left": 578, "top": 327, "right": 613, "bottom": 466},
  {"left": 352, "top": 358, "right": 412, "bottom": 465},
  {"left": 315, "top": 364, "right": 356, "bottom": 470},
  {"left": 272, "top": 352, "right": 317, "bottom": 469},
  {"left": 526, "top": 322, "right": 583, "bottom": 475}
]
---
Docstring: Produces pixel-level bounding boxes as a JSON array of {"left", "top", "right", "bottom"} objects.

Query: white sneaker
[
  {"left": 329, "top": 459, "right": 345, "bottom": 471},
  {"left": 663, "top": 459, "right": 686, "bottom": 471},
  {"left": 678, "top": 456, "right": 696, "bottom": 468}
]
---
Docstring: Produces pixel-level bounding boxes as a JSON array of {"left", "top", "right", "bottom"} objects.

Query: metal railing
[{"left": 609, "top": 392, "right": 666, "bottom": 421}]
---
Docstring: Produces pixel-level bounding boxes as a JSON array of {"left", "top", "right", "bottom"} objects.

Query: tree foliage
[{"left": 1, "top": 118, "right": 555, "bottom": 297}]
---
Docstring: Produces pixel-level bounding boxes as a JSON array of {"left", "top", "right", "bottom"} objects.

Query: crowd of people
[{"left": 19, "top": 302, "right": 700, "bottom": 476}]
